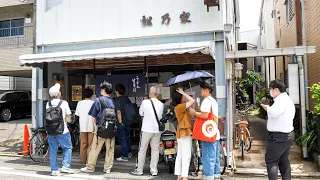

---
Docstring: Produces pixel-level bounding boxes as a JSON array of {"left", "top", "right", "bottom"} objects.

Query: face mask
[
  {"left": 100, "top": 90, "right": 104, "bottom": 96},
  {"left": 269, "top": 90, "right": 274, "bottom": 98}
]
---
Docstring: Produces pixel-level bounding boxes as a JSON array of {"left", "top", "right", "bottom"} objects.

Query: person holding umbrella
[{"left": 172, "top": 87, "right": 195, "bottom": 180}]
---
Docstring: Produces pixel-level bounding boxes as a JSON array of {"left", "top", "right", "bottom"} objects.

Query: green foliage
[
  {"left": 296, "top": 116, "right": 319, "bottom": 152},
  {"left": 246, "top": 70, "right": 263, "bottom": 87},
  {"left": 309, "top": 82, "right": 320, "bottom": 115},
  {"left": 296, "top": 82, "right": 320, "bottom": 153},
  {"left": 254, "top": 88, "right": 272, "bottom": 117}
]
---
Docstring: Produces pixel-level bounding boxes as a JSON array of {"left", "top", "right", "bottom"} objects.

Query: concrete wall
[
  {"left": 36, "top": 0, "right": 224, "bottom": 45},
  {"left": 0, "top": 0, "right": 33, "bottom": 7},
  {"left": 0, "top": 4, "right": 33, "bottom": 74}
]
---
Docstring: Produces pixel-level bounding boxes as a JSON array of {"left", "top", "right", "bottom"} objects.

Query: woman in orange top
[{"left": 173, "top": 87, "right": 195, "bottom": 180}]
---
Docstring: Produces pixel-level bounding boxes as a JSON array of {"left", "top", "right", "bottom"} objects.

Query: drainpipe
[
  {"left": 297, "top": 55, "right": 308, "bottom": 158},
  {"left": 300, "top": 0, "right": 309, "bottom": 111},
  {"left": 234, "top": 0, "right": 240, "bottom": 42}
]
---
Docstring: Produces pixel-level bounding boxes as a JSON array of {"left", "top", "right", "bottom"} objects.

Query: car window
[
  {"left": 0, "top": 92, "right": 19, "bottom": 101},
  {"left": 18, "top": 93, "right": 29, "bottom": 101}
]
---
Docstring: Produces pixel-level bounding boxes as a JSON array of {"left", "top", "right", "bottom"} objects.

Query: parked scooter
[
  {"left": 159, "top": 111, "right": 178, "bottom": 174},
  {"left": 159, "top": 130, "right": 178, "bottom": 173}
]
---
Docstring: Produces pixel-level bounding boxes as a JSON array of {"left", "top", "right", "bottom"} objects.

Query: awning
[{"left": 20, "top": 41, "right": 215, "bottom": 65}]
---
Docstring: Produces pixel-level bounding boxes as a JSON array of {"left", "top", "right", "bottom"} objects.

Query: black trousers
[{"left": 265, "top": 131, "right": 294, "bottom": 180}]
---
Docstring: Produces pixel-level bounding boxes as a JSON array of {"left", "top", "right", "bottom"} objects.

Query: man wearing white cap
[{"left": 47, "top": 83, "right": 74, "bottom": 176}]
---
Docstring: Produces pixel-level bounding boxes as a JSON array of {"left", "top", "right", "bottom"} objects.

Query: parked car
[{"left": 0, "top": 91, "right": 31, "bottom": 122}]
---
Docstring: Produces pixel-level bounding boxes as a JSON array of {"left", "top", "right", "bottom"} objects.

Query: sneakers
[
  {"left": 131, "top": 169, "right": 143, "bottom": 175},
  {"left": 150, "top": 170, "right": 158, "bottom": 176},
  {"left": 128, "top": 152, "right": 132, "bottom": 159},
  {"left": 80, "top": 167, "right": 95, "bottom": 173},
  {"left": 116, "top": 156, "right": 128, "bottom": 162},
  {"left": 50, "top": 170, "right": 61, "bottom": 176},
  {"left": 103, "top": 169, "right": 111, "bottom": 174},
  {"left": 61, "top": 167, "right": 75, "bottom": 174}
]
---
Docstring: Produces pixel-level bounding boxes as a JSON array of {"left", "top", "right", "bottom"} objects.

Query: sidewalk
[
  {"left": 0, "top": 118, "right": 31, "bottom": 155},
  {"left": 233, "top": 115, "right": 320, "bottom": 178}
]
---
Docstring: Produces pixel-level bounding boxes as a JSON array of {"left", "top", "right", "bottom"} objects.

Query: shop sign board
[
  {"left": 37, "top": 0, "right": 223, "bottom": 45},
  {"left": 95, "top": 74, "right": 145, "bottom": 97}
]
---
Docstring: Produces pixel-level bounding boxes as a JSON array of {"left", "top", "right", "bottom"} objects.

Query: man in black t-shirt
[{"left": 114, "top": 84, "right": 132, "bottom": 162}]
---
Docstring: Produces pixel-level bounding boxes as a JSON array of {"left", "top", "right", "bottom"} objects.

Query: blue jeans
[
  {"left": 201, "top": 140, "right": 220, "bottom": 179},
  {"left": 117, "top": 124, "right": 132, "bottom": 159},
  {"left": 47, "top": 133, "right": 72, "bottom": 171}
]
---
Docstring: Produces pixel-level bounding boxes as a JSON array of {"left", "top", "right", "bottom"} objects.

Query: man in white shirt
[
  {"left": 132, "top": 86, "right": 164, "bottom": 176},
  {"left": 75, "top": 88, "right": 94, "bottom": 164},
  {"left": 190, "top": 81, "right": 220, "bottom": 180},
  {"left": 46, "top": 83, "right": 74, "bottom": 176},
  {"left": 261, "top": 79, "right": 295, "bottom": 180}
]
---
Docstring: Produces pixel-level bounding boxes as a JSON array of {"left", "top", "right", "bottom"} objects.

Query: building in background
[
  {"left": 0, "top": 0, "right": 33, "bottom": 90},
  {"left": 258, "top": 0, "right": 276, "bottom": 88}
]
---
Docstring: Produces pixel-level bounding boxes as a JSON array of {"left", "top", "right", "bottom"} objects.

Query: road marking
[
  {"left": 0, "top": 169, "right": 104, "bottom": 180},
  {"left": 0, "top": 167, "right": 14, "bottom": 170}
]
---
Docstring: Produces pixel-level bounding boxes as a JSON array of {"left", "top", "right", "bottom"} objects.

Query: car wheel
[{"left": 1, "top": 109, "right": 12, "bottom": 122}]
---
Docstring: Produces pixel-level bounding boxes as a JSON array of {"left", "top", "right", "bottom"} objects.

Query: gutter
[
  {"left": 300, "top": 0, "right": 309, "bottom": 111},
  {"left": 300, "top": 0, "right": 309, "bottom": 158}
]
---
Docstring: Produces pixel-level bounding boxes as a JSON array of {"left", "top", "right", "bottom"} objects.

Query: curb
[{"left": 234, "top": 168, "right": 320, "bottom": 179}]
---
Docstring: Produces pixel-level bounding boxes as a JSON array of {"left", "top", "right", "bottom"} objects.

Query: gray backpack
[{"left": 97, "top": 97, "right": 116, "bottom": 139}]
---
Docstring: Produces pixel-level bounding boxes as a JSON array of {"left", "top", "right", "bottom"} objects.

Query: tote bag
[{"left": 192, "top": 102, "right": 218, "bottom": 142}]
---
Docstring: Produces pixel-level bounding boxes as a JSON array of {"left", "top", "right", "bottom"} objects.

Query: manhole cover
[
  {"left": 248, "top": 150, "right": 261, "bottom": 154},
  {"left": 237, "top": 156, "right": 251, "bottom": 161}
]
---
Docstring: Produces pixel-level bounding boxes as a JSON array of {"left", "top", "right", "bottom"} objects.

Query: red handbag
[{"left": 192, "top": 108, "right": 218, "bottom": 142}]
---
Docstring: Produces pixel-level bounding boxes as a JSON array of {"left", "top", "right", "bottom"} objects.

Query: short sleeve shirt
[
  {"left": 200, "top": 96, "right": 220, "bottom": 140},
  {"left": 114, "top": 96, "right": 131, "bottom": 120},
  {"left": 89, "top": 96, "right": 115, "bottom": 124},
  {"left": 175, "top": 103, "right": 192, "bottom": 139},
  {"left": 75, "top": 100, "right": 94, "bottom": 132}
]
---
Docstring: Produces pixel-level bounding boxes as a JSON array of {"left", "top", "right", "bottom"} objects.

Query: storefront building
[{"left": 19, "top": 0, "right": 235, "bottom": 158}]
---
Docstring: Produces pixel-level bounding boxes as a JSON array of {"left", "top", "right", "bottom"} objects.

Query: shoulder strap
[
  {"left": 56, "top": 100, "right": 63, "bottom": 109},
  {"left": 99, "top": 97, "right": 108, "bottom": 110},
  {"left": 150, "top": 99, "right": 160, "bottom": 123}
]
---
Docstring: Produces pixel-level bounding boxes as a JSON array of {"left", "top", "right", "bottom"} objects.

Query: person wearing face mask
[
  {"left": 81, "top": 82, "right": 115, "bottom": 174},
  {"left": 260, "top": 79, "right": 295, "bottom": 180}
]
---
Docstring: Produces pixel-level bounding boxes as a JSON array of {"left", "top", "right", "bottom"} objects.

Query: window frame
[
  {"left": 18, "top": 92, "right": 30, "bottom": 101},
  {"left": 0, "top": 18, "right": 25, "bottom": 38}
]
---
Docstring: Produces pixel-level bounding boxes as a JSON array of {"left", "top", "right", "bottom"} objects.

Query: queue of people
[{"left": 45, "top": 81, "right": 221, "bottom": 180}]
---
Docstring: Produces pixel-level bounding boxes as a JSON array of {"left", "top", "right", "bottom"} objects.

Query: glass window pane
[
  {"left": 11, "top": 19, "right": 24, "bottom": 27},
  {"left": 0, "top": 29, "right": 10, "bottom": 37},
  {"left": 0, "top": 20, "right": 10, "bottom": 29},
  {"left": 11, "top": 27, "right": 24, "bottom": 36}
]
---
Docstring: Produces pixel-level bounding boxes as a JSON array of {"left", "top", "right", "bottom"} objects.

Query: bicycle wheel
[
  {"left": 240, "top": 138, "right": 244, "bottom": 161},
  {"left": 244, "top": 127, "right": 252, "bottom": 151},
  {"left": 220, "top": 141, "right": 227, "bottom": 175},
  {"left": 28, "top": 131, "right": 49, "bottom": 163}
]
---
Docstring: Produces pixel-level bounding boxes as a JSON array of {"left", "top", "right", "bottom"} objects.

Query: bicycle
[
  {"left": 220, "top": 135, "right": 227, "bottom": 175},
  {"left": 28, "top": 127, "right": 49, "bottom": 163},
  {"left": 234, "top": 120, "right": 252, "bottom": 161}
]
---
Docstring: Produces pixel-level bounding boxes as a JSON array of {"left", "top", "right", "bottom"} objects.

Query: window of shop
[
  {"left": 0, "top": 18, "right": 24, "bottom": 37},
  {"left": 285, "top": 0, "right": 295, "bottom": 24}
]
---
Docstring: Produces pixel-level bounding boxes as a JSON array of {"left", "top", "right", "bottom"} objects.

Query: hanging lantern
[
  {"left": 234, "top": 62, "right": 244, "bottom": 79},
  {"left": 204, "top": 0, "right": 220, "bottom": 12}
]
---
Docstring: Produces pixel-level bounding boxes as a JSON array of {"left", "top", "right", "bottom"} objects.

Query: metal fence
[{"left": 0, "top": 25, "right": 33, "bottom": 47}]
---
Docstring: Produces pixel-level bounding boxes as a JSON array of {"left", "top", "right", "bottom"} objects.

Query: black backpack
[
  {"left": 97, "top": 97, "right": 116, "bottom": 139},
  {"left": 45, "top": 100, "right": 64, "bottom": 135}
]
